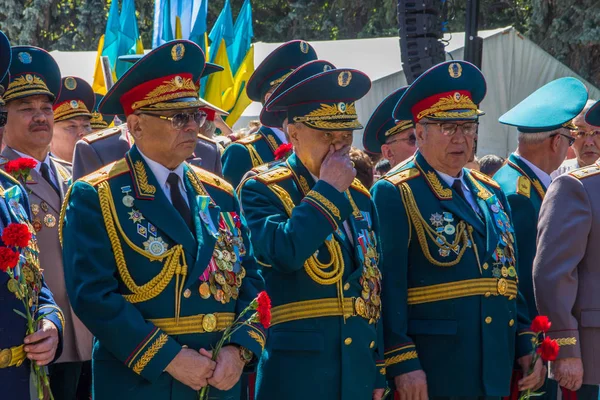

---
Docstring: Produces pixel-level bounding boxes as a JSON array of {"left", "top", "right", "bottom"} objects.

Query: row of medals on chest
[
  {"left": 122, "top": 187, "right": 246, "bottom": 304},
  {"left": 30, "top": 202, "right": 56, "bottom": 231},
  {"left": 357, "top": 237, "right": 382, "bottom": 324}
]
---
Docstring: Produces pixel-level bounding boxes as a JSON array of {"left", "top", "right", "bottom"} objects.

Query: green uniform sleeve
[
  {"left": 240, "top": 178, "right": 352, "bottom": 272},
  {"left": 222, "top": 143, "right": 254, "bottom": 189},
  {"left": 62, "top": 181, "right": 181, "bottom": 383},
  {"left": 372, "top": 203, "right": 388, "bottom": 389},
  {"left": 371, "top": 179, "right": 422, "bottom": 378}
]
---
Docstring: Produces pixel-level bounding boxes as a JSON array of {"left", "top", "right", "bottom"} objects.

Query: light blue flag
[
  {"left": 189, "top": 0, "right": 208, "bottom": 53},
  {"left": 116, "top": 0, "right": 140, "bottom": 78},
  {"left": 208, "top": 0, "right": 234, "bottom": 63},
  {"left": 102, "top": 0, "right": 121, "bottom": 71},
  {"left": 229, "top": 0, "right": 253, "bottom": 74},
  {"left": 161, "top": 0, "right": 174, "bottom": 42}
]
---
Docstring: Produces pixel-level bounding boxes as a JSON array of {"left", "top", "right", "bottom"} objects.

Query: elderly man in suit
[
  {"left": 533, "top": 99, "right": 600, "bottom": 400},
  {"left": 1, "top": 45, "right": 93, "bottom": 399}
]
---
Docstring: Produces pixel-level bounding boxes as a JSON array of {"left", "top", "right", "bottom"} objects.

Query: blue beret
[{"left": 499, "top": 77, "right": 588, "bottom": 133}]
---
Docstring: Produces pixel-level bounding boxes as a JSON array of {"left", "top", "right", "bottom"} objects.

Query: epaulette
[
  {"left": 386, "top": 156, "right": 414, "bottom": 176},
  {"left": 350, "top": 178, "right": 370, "bottom": 197},
  {"left": 188, "top": 164, "right": 233, "bottom": 194},
  {"left": 236, "top": 133, "right": 262, "bottom": 145},
  {"left": 82, "top": 126, "right": 122, "bottom": 144},
  {"left": 569, "top": 164, "right": 600, "bottom": 180},
  {"left": 197, "top": 134, "right": 218, "bottom": 145},
  {"left": 255, "top": 167, "right": 292, "bottom": 185},
  {"left": 470, "top": 169, "right": 500, "bottom": 189},
  {"left": 384, "top": 167, "right": 420, "bottom": 186},
  {"left": 80, "top": 159, "right": 129, "bottom": 186},
  {"left": 516, "top": 175, "right": 531, "bottom": 198},
  {"left": 51, "top": 158, "right": 72, "bottom": 182}
]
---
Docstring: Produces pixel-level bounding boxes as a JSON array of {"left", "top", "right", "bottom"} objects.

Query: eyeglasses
[
  {"left": 0, "top": 111, "right": 6, "bottom": 128},
  {"left": 572, "top": 129, "right": 600, "bottom": 139},
  {"left": 142, "top": 111, "right": 207, "bottom": 129},
  {"left": 420, "top": 122, "right": 479, "bottom": 137},
  {"left": 551, "top": 132, "right": 576, "bottom": 146},
  {"left": 387, "top": 134, "right": 416, "bottom": 146}
]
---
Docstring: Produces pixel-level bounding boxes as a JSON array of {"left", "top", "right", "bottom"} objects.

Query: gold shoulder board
[
  {"left": 350, "top": 178, "right": 370, "bottom": 197},
  {"left": 81, "top": 159, "right": 129, "bottom": 186},
  {"left": 516, "top": 175, "right": 531, "bottom": 198},
  {"left": 252, "top": 163, "right": 271, "bottom": 174},
  {"left": 188, "top": 164, "right": 233, "bottom": 194},
  {"left": 237, "top": 134, "right": 262, "bottom": 145},
  {"left": 470, "top": 169, "right": 500, "bottom": 189},
  {"left": 83, "top": 126, "right": 122, "bottom": 144},
  {"left": 385, "top": 168, "right": 420, "bottom": 186},
  {"left": 569, "top": 164, "right": 600, "bottom": 180},
  {"left": 197, "top": 134, "right": 218, "bottom": 145},
  {"left": 255, "top": 167, "right": 292, "bottom": 185}
]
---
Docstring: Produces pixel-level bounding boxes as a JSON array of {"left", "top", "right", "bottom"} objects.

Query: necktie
[
  {"left": 167, "top": 173, "right": 193, "bottom": 231},
  {"left": 452, "top": 179, "right": 467, "bottom": 202},
  {"left": 40, "top": 162, "right": 60, "bottom": 197}
]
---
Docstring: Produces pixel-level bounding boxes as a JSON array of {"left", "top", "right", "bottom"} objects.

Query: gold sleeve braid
[
  {"left": 132, "top": 333, "right": 169, "bottom": 375},
  {"left": 245, "top": 144, "right": 264, "bottom": 168},
  {"left": 58, "top": 184, "right": 73, "bottom": 247},
  {"left": 97, "top": 182, "right": 188, "bottom": 319},
  {"left": 398, "top": 182, "right": 475, "bottom": 268}
]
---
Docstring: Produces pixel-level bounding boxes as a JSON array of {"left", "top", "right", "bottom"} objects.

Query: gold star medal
[{"left": 143, "top": 236, "right": 168, "bottom": 256}]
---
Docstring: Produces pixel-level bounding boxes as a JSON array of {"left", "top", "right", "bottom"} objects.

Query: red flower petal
[
  {"left": 274, "top": 143, "right": 293, "bottom": 160},
  {"left": 537, "top": 336, "right": 560, "bottom": 362},
  {"left": 530, "top": 315, "right": 552, "bottom": 333},
  {"left": 256, "top": 291, "right": 272, "bottom": 329},
  {"left": 0, "top": 247, "right": 20, "bottom": 272},
  {"left": 2, "top": 223, "right": 32, "bottom": 248}
]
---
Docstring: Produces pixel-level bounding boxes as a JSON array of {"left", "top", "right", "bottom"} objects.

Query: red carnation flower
[
  {"left": 4, "top": 158, "right": 37, "bottom": 174},
  {"left": 2, "top": 223, "right": 32, "bottom": 248},
  {"left": 537, "top": 336, "right": 560, "bottom": 362},
  {"left": 274, "top": 143, "right": 293, "bottom": 160},
  {"left": 0, "top": 247, "right": 20, "bottom": 272},
  {"left": 256, "top": 291, "right": 272, "bottom": 329},
  {"left": 530, "top": 315, "right": 552, "bottom": 334}
]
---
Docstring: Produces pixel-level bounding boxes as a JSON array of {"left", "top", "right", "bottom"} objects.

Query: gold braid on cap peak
[
  {"left": 293, "top": 102, "right": 361, "bottom": 130},
  {"left": 131, "top": 76, "right": 198, "bottom": 111},
  {"left": 4, "top": 75, "right": 50, "bottom": 101},
  {"left": 417, "top": 93, "right": 479, "bottom": 121},
  {"left": 385, "top": 120, "right": 414, "bottom": 137},
  {"left": 54, "top": 100, "right": 92, "bottom": 122}
]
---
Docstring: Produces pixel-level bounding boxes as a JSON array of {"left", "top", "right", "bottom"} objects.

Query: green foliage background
[{"left": 1, "top": 0, "right": 599, "bottom": 88}]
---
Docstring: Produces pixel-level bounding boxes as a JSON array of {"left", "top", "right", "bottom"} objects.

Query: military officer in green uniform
[
  {"left": 370, "top": 60, "right": 546, "bottom": 400},
  {"left": 0, "top": 31, "right": 65, "bottom": 400},
  {"left": 494, "top": 77, "right": 587, "bottom": 320},
  {"left": 61, "top": 40, "right": 265, "bottom": 400},
  {"left": 362, "top": 86, "right": 416, "bottom": 168},
  {"left": 239, "top": 66, "right": 386, "bottom": 400},
  {"left": 221, "top": 40, "right": 317, "bottom": 188},
  {"left": 71, "top": 59, "right": 226, "bottom": 181}
]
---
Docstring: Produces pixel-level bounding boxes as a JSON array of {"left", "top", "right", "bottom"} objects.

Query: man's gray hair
[{"left": 517, "top": 130, "right": 558, "bottom": 144}]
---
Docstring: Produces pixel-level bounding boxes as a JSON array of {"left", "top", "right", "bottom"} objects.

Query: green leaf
[{"left": 13, "top": 309, "right": 28, "bottom": 320}]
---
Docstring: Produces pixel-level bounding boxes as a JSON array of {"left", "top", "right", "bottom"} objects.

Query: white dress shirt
[
  {"left": 436, "top": 169, "right": 481, "bottom": 215},
  {"left": 514, "top": 153, "right": 552, "bottom": 188},
  {"left": 138, "top": 149, "right": 189, "bottom": 206},
  {"left": 12, "top": 148, "right": 58, "bottom": 186}
]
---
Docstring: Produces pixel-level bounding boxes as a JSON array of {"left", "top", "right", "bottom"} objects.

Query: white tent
[{"left": 51, "top": 26, "right": 600, "bottom": 157}]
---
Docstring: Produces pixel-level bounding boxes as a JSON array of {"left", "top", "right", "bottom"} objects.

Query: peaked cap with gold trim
[
  {"left": 99, "top": 40, "right": 207, "bottom": 116},
  {"left": 4, "top": 46, "right": 61, "bottom": 103},
  {"left": 53, "top": 76, "right": 95, "bottom": 122},
  {"left": 265, "top": 68, "right": 371, "bottom": 131},
  {"left": 393, "top": 60, "right": 486, "bottom": 123},
  {"left": 246, "top": 40, "right": 318, "bottom": 103},
  {"left": 586, "top": 99, "right": 600, "bottom": 127},
  {"left": 90, "top": 93, "right": 114, "bottom": 130},
  {"left": 362, "top": 86, "right": 414, "bottom": 154},
  {"left": 500, "top": 77, "right": 588, "bottom": 133},
  {"left": 0, "top": 31, "right": 10, "bottom": 107},
  {"left": 260, "top": 59, "right": 336, "bottom": 129}
]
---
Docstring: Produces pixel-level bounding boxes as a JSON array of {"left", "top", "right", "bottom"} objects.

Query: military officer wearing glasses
[
  {"left": 552, "top": 99, "right": 600, "bottom": 178},
  {"left": 494, "top": 78, "right": 587, "bottom": 322},
  {"left": 221, "top": 40, "right": 317, "bottom": 188},
  {"left": 61, "top": 40, "right": 265, "bottom": 400},
  {"left": 71, "top": 58, "right": 226, "bottom": 181},
  {"left": 0, "top": 31, "right": 65, "bottom": 400},
  {"left": 362, "top": 86, "right": 416, "bottom": 168},
  {"left": 371, "top": 61, "right": 546, "bottom": 400}
]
